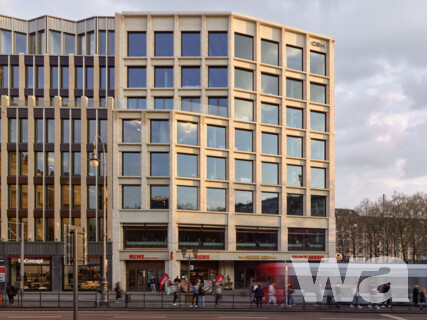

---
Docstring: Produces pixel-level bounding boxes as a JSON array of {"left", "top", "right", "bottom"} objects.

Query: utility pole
[
  {"left": 20, "top": 223, "right": 24, "bottom": 304},
  {"left": 382, "top": 194, "right": 385, "bottom": 258},
  {"left": 73, "top": 228, "right": 78, "bottom": 320}
]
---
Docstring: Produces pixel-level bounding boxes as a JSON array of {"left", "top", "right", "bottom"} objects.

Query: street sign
[
  {"left": 0, "top": 266, "right": 5, "bottom": 282},
  {"left": 189, "top": 265, "right": 194, "bottom": 271},
  {"left": 64, "top": 225, "right": 87, "bottom": 266}
]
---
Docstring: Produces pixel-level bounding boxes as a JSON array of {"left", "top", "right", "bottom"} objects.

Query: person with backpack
[{"left": 254, "top": 283, "right": 265, "bottom": 308}]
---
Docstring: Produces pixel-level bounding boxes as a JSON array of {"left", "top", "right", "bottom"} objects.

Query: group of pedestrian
[
  {"left": 189, "top": 279, "right": 206, "bottom": 307},
  {"left": 413, "top": 285, "right": 426, "bottom": 310}
]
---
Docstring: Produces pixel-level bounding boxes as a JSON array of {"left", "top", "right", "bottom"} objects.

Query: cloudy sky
[{"left": 2, "top": 0, "right": 426, "bottom": 208}]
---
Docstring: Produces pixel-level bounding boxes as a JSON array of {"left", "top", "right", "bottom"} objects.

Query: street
[{"left": 0, "top": 311, "right": 426, "bottom": 320}]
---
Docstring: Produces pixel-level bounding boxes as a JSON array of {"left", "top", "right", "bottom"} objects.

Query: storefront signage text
[
  {"left": 129, "top": 255, "right": 160, "bottom": 260},
  {"left": 0, "top": 266, "right": 5, "bottom": 282},
  {"left": 239, "top": 255, "right": 277, "bottom": 260},
  {"left": 292, "top": 255, "right": 324, "bottom": 260},
  {"left": 311, "top": 41, "right": 326, "bottom": 49},
  {"left": 195, "top": 255, "right": 210, "bottom": 260},
  {"left": 18, "top": 258, "right": 44, "bottom": 264}
]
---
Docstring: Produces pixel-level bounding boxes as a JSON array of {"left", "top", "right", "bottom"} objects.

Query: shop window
[
  {"left": 178, "top": 226, "right": 225, "bottom": 250},
  {"left": 64, "top": 257, "right": 101, "bottom": 290},
  {"left": 236, "top": 228, "right": 278, "bottom": 251},
  {"left": 124, "top": 226, "right": 168, "bottom": 248},
  {"left": 10, "top": 257, "right": 51, "bottom": 291},
  {"left": 288, "top": 228, "right": 325, "bottom": 251}
]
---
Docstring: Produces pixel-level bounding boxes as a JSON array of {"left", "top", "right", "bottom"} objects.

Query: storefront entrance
[
  {"left": 126, "top": 261, "right": 165, "bottom": 292},
  {"left": 9, "top": 257, "right": 52, "bottom": 291},
  {"left": 180, "top": 261, "right": 218, "bottom": 285},
  {"left": 234, "top": 261, "right": 270, "bottom": 289}
]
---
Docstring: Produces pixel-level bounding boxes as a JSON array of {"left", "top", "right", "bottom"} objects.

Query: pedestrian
[
  {"left": 334, "top": 283, "right": 341, "bottom": 309},
  {"left": 287, "top": 283, "right": 295, "bottom": 307},
  {"left": 114, "top": 281, "right": 122, "bottom": 303},
  {"left": 350, "top": 281, "right": 362, "bottom": 309},
  {"left": 6, "top": 282, "right": 16, "bottom": 304},
  {"left": 254, "top": 283, "right": 265, "bottom": 308},
  {"left": 198, "top": 281, "right": 205, "bottom": 307},
  {"left": 215, "top": 281, "right": 223, "bottom": 306},
  {"left": 150, "top": 275, "right": 156, "bottom": 293},
  {"left": 191, "top": 281, "right": 199, "bottom": 307},
  {"left": 268, "top": 282, "right": 277, "bottom": 307},
  {"left": 251, "top": 281, "right": 258, "bottom": 306},
  {"left": 413, "top": 285, "right": 420, "bottom": 308},
  {"left": 419, "top": 288, "right": 426, "bottom": 310},
  {"left": 381, "top": 282, "right": 391, "bottom": 308},
  {"left": 172, "top": 276, "right": 181, "bottom": 306}
]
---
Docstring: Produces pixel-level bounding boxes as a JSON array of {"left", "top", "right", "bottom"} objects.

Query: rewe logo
[{"left": 291, "top": 256, "right": 409, "bottom": 303}]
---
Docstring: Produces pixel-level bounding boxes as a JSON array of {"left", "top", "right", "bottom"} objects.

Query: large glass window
[
  {"left": 72, "top": 152, "right": 81, "bottom": 176},
  {"left": 207, "top": 188, "right": 226, "bottom": 212},
  {"left": 311, "top": 195, "right": 326, "bottom": 217},
  {"left": 286, "top": 107, "right": 303, "bottom": 129},
  {"left": 262, "top": 133, "right": 278, "bottom": 155},
  {"left": 1, "top": 30, "right": 12, "bottom": 54},
  {"left": 50, "top": 31, "right": 61, "bottom": 55},
  {"left": 177, "top": 122, "right": 197, "bottom": 145},
  {"left": 207, "top": 125, "right": 226, "bottom": 149},
  {"left": 61, "top": 119, "right": 70, "bottom": 143},
  {"left": 100, "top": 67, "right": 106, "bottom": 90},
  {"left": 109, "top": 31, "right": 115, "bottom": 55},
  {"left": 287, "top": 165, "right": 303, "bottom": 187},
  {"left": 12, "top": 65, "right": 19, "bottom": 88},
  {"left": 122, "top": 185, "right": 141, "bottom": 209},
  {"left": 207, "top": 157, "right": 225, "bottom": 180},
  {"left": 151, "top": 186, "right": 169, "bottom": 209},
  {"left": 35, "top": 120, "right": 43, "bottom": 143},
  {"left": 108, "top": 67, "right": 114, "bottom": 89},
  {"left": 209, "top": 32, "right": 227, "bottom": 56},
  {"left": 29, "top": 33, "right": 36, "bottom": 54},
  {"left": 85, "top": 66, "right": 93, "bottom": 89},
  {"left": 261, "top": 39, "right": 279, "bottom": 66},
  {"left": 64, "top": 33, "right": 75, "bottom": 54},
  {"left": 311, "top": 140, "right": 326, "bottom": 160},
  {"left": 72, "top": 119, "right": 81, "bottom": 143},
  {"left": 87, "top": 32, "right": 95, "bottom": 55},
  {"left": 35, "top": 186, "right": 43, "bottom": 209},
  {"left": 286, "top": 79, "right": 303, "bottom": 100},
  {"left": 26, "top": 66, "right": 33, "bottom": 88},
  {"left": 235, "top": 68, "right": 253, "bottom": 91},
  {"left": 155, "top": 67, "right": 173, "bottom": 87},
  {"left": 286, "top": 46, "right": 303, "bottom": 71},
  {"left": 310, "top": 51, "right": 326, "bottom": 76},
  {"left": 155, "top": 32, "right": 173, "bottom": 56},
  {"left": 181, "top": 67, "right": 200, "bottom": 87},
  {"left": 50, "top": 66, "right": 58, "bottom": 89},
  {"left": 128, "top": 32, "right": 146, "bottom": 56},
  {"left": 311, "top": 167, "right": 326, "bottom": 189},
  {"left": 124, "top": 226, "right": 168, "bottom": 248},
  {"left": 235, "top": 129, "right": 252, "bottom": 152},
  {"left": 122, "top": 120, "right": 141, "bottom": 143},
  {"left": 36, "top": 66, "right": 43, "bottom": 89},
  {"left": 151, "top": 120, "right": 169, "bottom": 143},
  {"left": 61, "top": 152, "right": 70, "bottom": 176},
  {"left": 177, "top": 186, "right": 198, "bottom": 210},
  {"left": 177, "top": 154, "right": 198, "bottom": 178},
  {"left": 234, "top": 99, "right": 253, "bottom": 122},
  {"left": 150, "top": 153, "right": 169, "bottom": 176},
  {"left": 99, "top": 31, "right": 107, "bottom": 55},
  {"left": 9, "top": 257, "right": 51, "bottom": 290},
  {"left": 0, "top": 65, "right": 8, "bottom": 88},
  {"left": 261, "top": 73, "right": 279, "bottom": 95},
  {"left": 75, "top": 67, "right": 83, "bottom": 89},
  {"left": 46, "top": 152, "right": 55, "bottom": 176},
  {"left": 181, "top": 32, "right": 200, "bottom": 56},
  {"left": 288, "top": 228, "right": 325, "bottom": 251},
  {"left": 20, "top": 119, "right": 28, "bottom": 143},
  {"left": 287, "top": 136, "right": 302, "bottom": 158},
  {"left": 262, "top": 192, "right": 279, "bottom": 214},
  {"left": 236, "top": 229, "right": 278, "bottom": 251},
  {"left": 310, "top": 111, "right": 326, "bottom": 132},
  {"left": 235, "top": 190, "right": 253, "bottom": 213},
  {"left": 235, "top": 160, "right": 252, "bottom": 183},
  {"left": 8, "top": 118, "right": 17, "bottom": 142},
  {"left": 181, "top": 97, "right": 200, "bottom": 112},
  {"left": 128, "top": 67, "right": 146, "bottom": 88},
  {"left": 287, "top": 194, "right": 303, "bottom": 215},
  {"left": 208, "top": 97, "right": 228, "bottom": 117},
  {"left": 310, "top": 83, "right": 326, "bottom": 104},
  {"left": 8, "top": 152, "right": 17, "bottom": 176},
  {"left": 127, "top": 97, "right": 146, "bottom": 110},
  {"left": 261, "top": 103, "right": 279, "bottom": 125},
  {"left": 235, "top": 33, "right": 253, "bottom": 60},
  {"left": 77, "top": 34, "right": 86, "bottom": 55},
  {"left": 61, "top": 66, "right": 69, "bottom": 89},
  {"left": 20, "top": 152, "right": 28, "bottom": 176},
  {"left": 262, "top": 162, "right": 278, "bottom": 185},
  {"left": 208, "top": 67, "right": 227, "bottom": 87},
  {"left": 122, "top": 153, "right": 141, "bottom": 176},
  {"left": 179, "top": 226, "right": 225, "bottom": 250},
  {"left": 154, "top": 97, "right": 173, "bottom": 109}
]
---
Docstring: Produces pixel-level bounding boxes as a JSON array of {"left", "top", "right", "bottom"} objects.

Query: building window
[
  {"left": 20, "top": 152, "right": 28, "bottom": 176},
  {"left": 235, "top": 190, "right": 253, "bottom": 213},
  {"left": 286, "top": 107, "right": 303, "bottom": 129},
  {"left": 286, "top": 46, "right": 303, "bottom": 71},
  {"left": 311, "top": 195, "right": 326, "bottom": 217},
  {"left": 50, "top": 66, "right": 58, "bottom": 89},
  {"left": 262, "top": 133, "right": 278, "bottom": 155},
  {"left": 208, "top": 67, "right": 227, "bottom": 87},
  {"left": 236, "top": 228, "right": 278, "bottom": 251},
  {"left": 177, "top": 186, "right": 198, "bottom": 210},
  {"left": 35, "top": 119, "right": 43, "bottom": 143},
  {"left": 128, "top": 67, "right": 146, "bottom": 88},
  {"left": 61, "top": 119, "right": 70, "bottom": 143},
  {"left": 29, "top": 33, "right": 36, "bottom": 54},
  {"left": 207, "top": 157, "right": 226, "bottom": 180},
  {"left": 154, "top": 97, "right": 173, "bottom": 109},
  {"left": 75, "top": 66, "right": 83, "bottom": 89},
  {"left": 61, "top": 66, "right": 69, "bottom": 89},
  {"left": 207, "top": 125, "right": 226, "bottom": 149},
  {"left": 235, "top": 33, "right": 253, "bottom": 60},
  {"left": 177, "top": 122, "right": 197, "bottom": 145},
  {"left": 310, "top": 111, "right": 326, "bottom": 132},
  {"left": 122, "top": 153, "right": 141, "bottom": 176},
  {"left": 85, "top": 66, "right": 93, "bottom": 89},
  {"left": 61, "top": 185, "right": 70, "bottom": 208},
  {"left": 155, "top": 32, "right": 173, "bottom": 56},
  {"left": 311, "top": 83, "right": 326, "bottom": 104},
  {"left": 73, "top": 152, "right": 81, "bottom": 176},
  {"left": 11, "top": 66, "right": 19, "bottom": 88},
  {"left": 207, "top": 188, "right": 226, "bottom": 212},
  {"left": 87, "top": 32, "right": 95, "bottom": 55},
  {"left": 64, "top": 33, "right": 75, "bottom": 54},
  {"left": 26, "top": 66, "right": 33, "bottom": 88},
  {"left": 122, "top": 185, "right": 141, "bottom": 209},
  {"left": 181, "top": 32, "right": 200, "bottom": 56},
  {"left": 287, "top": 194, "right": 303, "bottom": 215},
  {"left": 310, "top": 51, "right": 326, "bottom": 76},
  {"left": 311, "top": 140, "right": 326, "bottom": 160},
  {"left": 8, "top": 185, "right": 17, "bottom": 208},
  {"left": 235, "top": 129, "right": 252, "bottom": 152},
  {"left": 10, "top": 257, "right": 51, "bottom": 290},
  {"left": 77, "top": 33, "right": 86, "bottom": 55},
  {"left": 261, "top": 39, "right": 279, "bottom": 66},
  {"left": 151, "top": 120, "right": 169, "bottom": 143},
  {"left": 72, "top": 119, "right": 81, "bottom": 143},
  {"left": 209, "top": 32, "right": 227, "bottom": 56},
  {"left": 109, "top": 31, "right": 115, "bottom": 55},
  {"left": 262, "top": 192, "right": 279, "bottom": 214},
  {"left": 181, "top": 97, "right": 200, "bottom": 112},
  {"left": 262, "top": 162, "right": 278, "bottom": 185},
  {"left": 0, "top": 65, "right": 8, "bottom": 88},
  {"left": 261, "top": 73, "right": 279, "bottom": 95},
  {"left": 99, "top": 31, "right": 107, "bottom": 54},
  {"left": 288, "top": 228, "right": 325, "bottom": 251},
  {"left": 287, "top": 165, "right": 303, "bottom": 187},
  {"left": 181, "top": 67, "right": 200, "bottom": 87},
  {"left": 64, "top": 257, "right": 100, "bottom": 290},
  {"left": 50, "top": 31, "right": 61, "bottom": 55},
  {"left": 287, "top": 136, "right": 302, "bottom": 158},
  {"left": 127, "top": 32, "right": 146, "bottom": 56},
  {"left": 108, "top": 67, "right": 114, "bottom": 89},
  {"left": 235, "top": 68, "right": 253, "bottom": 91},
  {"left": 311, "top": 167, "right": 326, "bottom": 189},
  {"left": 100, "top": 67, "right": 106, "bottom": 90},
  {"left": 234, "top": 99, "right": 253, "bottom": 122},
  {"left": 155, "top": 67, "right": 173, "bottom": 87},
  {"left": 151, "top": 186, "right": 169, "bottom": 209},
  {"left": 0, "top": 29, "right": 12, "bottom": 54},
  {"left": 35, "top": 152, "right": 43, "bottom": 176},
  {"left": 8, "top": 118, "right": 17, "bottom": 142},
  {"left": 124, "top": 226, "right": 168, "bottom": 248},
  {"left": 8, "top": 152, "right": 17, "bottom": 176},
  {"left": 46, "top": 152, "right": 55, "bottom": 176},
  {"left": 208, "top": 97, "right": 228, "bottom": 117},
  {"left": 15, "top": 32, "right": 26, "bottom": 53},
  {"left": 178, "top": 226, "right": 225, "bottom": 250},
  {"left": 20, "top": 119, "right": 28, "bottom": 143},
  {"left": 61, "top": 152, "right": 69, "bottom": 176},
  {"left": 261, "top": 103, "right": 279, "bottom": 125},
  {"left": 150, "top": 153, "right": 169, "bottom": 176},
  {"left": 286, "top": 78, "right": 303, "bottom": 100},
  {"left": 36, "top": 66, "right": 43, "bottom": 89},
  {"left": 128, "top": 97, "right": 146, "bottom": 110},
  {"left": 122, "top": 119, "right": 141, "bottom": 143},
  {"left": 235, "top": 159, "right": 252, "bottom": 183},
  {"left": 177, "top": 154, "right": 198, "bottom": 178}
]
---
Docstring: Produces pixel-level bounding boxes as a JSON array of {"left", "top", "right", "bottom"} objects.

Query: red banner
[
  {"left": 215, "top": 274, "right": 224, "bottom": 283},
  {"left": 159, "top": 273, "right": 169, "bottom": 290}
]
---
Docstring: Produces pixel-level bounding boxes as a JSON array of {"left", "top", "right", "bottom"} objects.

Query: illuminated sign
[{"left": 18, "top": 258, "right": 44, "bottom": 264}]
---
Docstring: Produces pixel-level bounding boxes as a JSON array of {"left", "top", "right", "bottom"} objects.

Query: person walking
[
  {"left": 413, "top": 285, "right": 420, "bottom": 308},
  {"left": 254, "top": 283, "right": 265, "bottom": 308},
  {"left": 251, "top": 281, "right": 258, "bottom": 306},
  {"left": 381, "top": 282, "right": 391, "bottom": 308},
  {"left": 114, "top": 281, "right": 122, "bottom": 303},
  {"left": 419, "top": 288, "right": 426, "bottom": 310},
  {"left": 198, "top": 281, "right": 205, "bottom": 307},
  {"left": 287, "top": 283, "right": 295, "bottom": 307},
  {"left": 6, "top": 283, "right": 16, "bottom": 305},
  {"left": 350, "top": 281, "right": 362, "bottom": 309},
  {"left": 334, "top": 283, "right": 342, "bottom": 309},
  {"left": 215, "top": 281, "right": 223, "bottom": 306},
  {"left": 267, "top": 282, "right": 277, "bottom": 307},
  {"left": 191, "top": 281, "right": 199, "bottom": 307},
  {"left": 150, "top": 276, "right": 156, "bottom": 293},
  {"left": 172, "top": 276, "right": 181, "bottom": 306}
]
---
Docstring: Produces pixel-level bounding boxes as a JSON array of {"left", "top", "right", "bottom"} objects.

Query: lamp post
[
  {"left": 181, "top": 247, "right": 198, "bottom": 292},
  {"left": 89, "top": 136, "right": 107, "bottom": 305}
]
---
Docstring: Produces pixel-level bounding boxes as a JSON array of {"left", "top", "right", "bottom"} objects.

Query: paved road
[{"left": 0, "top": 311, "right": 426, "bottom": 320}]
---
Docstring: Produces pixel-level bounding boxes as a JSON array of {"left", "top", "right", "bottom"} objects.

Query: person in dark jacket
[
  {"left": 419, "top": 288, "right": 426, "bottom": 310},
  {"left": 254, "top": 283, "right": 265, "bottom": 308},
  {"left": 114, "top": 281, "right": 122, "bottom": 302},
  {"left": 413, "top": 285, "right": 420, "bottom": 307},
  {"left": 172, "top": 276, "right": 181, "bottom": 305},
  {"left": 381, "top": 282, "right": 391, "bottom": 308},
  {"left": 6, "top": 283, "right": 16, "bottom": 304}
]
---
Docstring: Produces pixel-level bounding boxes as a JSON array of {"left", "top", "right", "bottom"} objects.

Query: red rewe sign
[
  {"left": 292, "top": 255, "right": 324, "bottom": 260},
  {"left": 195, "top": 254, "right": 210, "bottom": 260},
  {"left": 160, "top": 273, "right": 169, "bottom": 290},
  {"left": 130, "top": 254, "right": 144, "bottom": 259},
  {"left": 215, "top": 274, "right": 224, "bottom": 283}
]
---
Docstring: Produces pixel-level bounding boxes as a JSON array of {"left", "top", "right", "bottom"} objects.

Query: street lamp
[
  {"left": 89, "top": 137, "right": 107, "bottom": 305},
  {"left": 181, "top": 247, "right": 198, "bottom": 292}
]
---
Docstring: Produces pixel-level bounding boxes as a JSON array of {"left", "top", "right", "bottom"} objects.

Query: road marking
[{"left": 381, "top": 315, "right": 407, "bottom": 320}]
